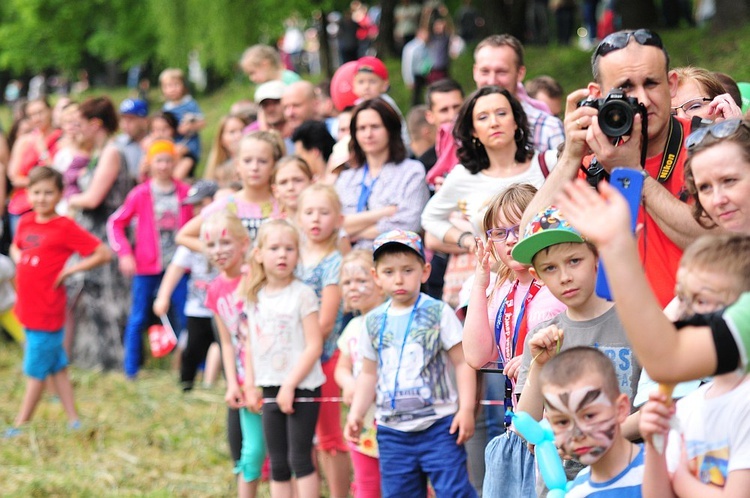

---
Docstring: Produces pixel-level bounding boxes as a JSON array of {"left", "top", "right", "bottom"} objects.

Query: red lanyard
[{"left": 495, "top": 279, "right": 544, "bottom": 363}]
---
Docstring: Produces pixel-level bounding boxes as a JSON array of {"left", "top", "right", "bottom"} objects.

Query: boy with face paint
[
  {"left": 638, "top": 234, "right": 750, "bottom": 497},
  {"left": 539, "top": 347, "right": 643, "bottom": 497},
  {"left": 512, "top": 206, "right": 642, "bottom": 494}
]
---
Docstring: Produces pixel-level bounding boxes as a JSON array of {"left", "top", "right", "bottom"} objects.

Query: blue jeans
[
  {"left": 377, "top": 415, "right": 477, "bottom": 498},
  {"left": 583, "top": 0, "right": 601, "bottom": 41},
  {"left": 123, "top": 273, "right": 187, "bottom": 377}
]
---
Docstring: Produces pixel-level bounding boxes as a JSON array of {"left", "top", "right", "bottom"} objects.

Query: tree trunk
[
  {"left": 618, "top": 0, "right": 659, "bottom": 30},
  {"left": 375, "top": 0, "right": 398, "bottom": 58},
  {"left": 480, "top": 0, "right": 527, "bottom": 43},
  {"left": 712, "top": 0, "right": 750, "bottom": 31},
  {"left": 318, "top": 11, "right": 334, "bottom": 77}
]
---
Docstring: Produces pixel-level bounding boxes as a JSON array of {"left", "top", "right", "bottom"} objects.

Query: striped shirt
[{"left": 567, "top": 444, "right": 645, "bottom": 498}]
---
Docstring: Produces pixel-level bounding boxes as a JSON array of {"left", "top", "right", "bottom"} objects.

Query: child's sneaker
[
  {"left": 68, "top": 420, "right": 81, "bottom": 431},
  {"left": 3, "top": 427, "right": 21, "bottom": 438}
]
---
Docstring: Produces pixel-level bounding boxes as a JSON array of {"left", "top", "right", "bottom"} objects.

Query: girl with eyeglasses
[{"left": 462, "top": 183, "right": 566, "bottom": 495}]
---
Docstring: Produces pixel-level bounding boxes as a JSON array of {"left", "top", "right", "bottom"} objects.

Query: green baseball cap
[{"left": 511, "top": 206, "right": 585, "bottom": 265}]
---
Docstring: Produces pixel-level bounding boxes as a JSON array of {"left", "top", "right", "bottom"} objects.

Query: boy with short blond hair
[
  {"left": 6, "top": 166, "right": 111, "bottom": 437},
  {"left": 513, "top": 206, "right": 641, "bottom": 420},
  {"left": 159, "top": 67, "right": 205, "bottom": 165},
  {"left": 344, "top": 229, "right": 477, "bottom": 498},
  {"left": 539, "top": 347, "right": 644, "bottom": 497},
  {"left": 639, "top": 233, "right": 750, "bottom": 497}
]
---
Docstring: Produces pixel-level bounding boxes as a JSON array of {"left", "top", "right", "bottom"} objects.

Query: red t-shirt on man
[
  {"left": 13, "top": 212, "right": 101, "bottom": 331},
  {"left": 581, "top": 117, "right": 691, "bottom": 308},
  {"left": 638, "top": 117, "right": 691, "bottom": 308}
]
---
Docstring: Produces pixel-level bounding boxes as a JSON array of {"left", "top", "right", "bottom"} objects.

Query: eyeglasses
[
  {"left": 594, "top": 29, "right": 664, "bottom": 59},
  {"left": 486, "top": 225, "right": 520, "bottom": 242},
  {"left": 670, "top": 97, "right": 712, "bottom": 117},
  {"left": 674, "top": 284, "right": 730, "bottom": 318},
  {"left": 686, "top": 118, "right": 750, "bottom": 150}
]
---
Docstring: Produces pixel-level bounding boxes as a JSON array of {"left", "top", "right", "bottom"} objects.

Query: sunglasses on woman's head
[
  {"left": 594, "top": 29, "right": 664, "bottom": 59},
  {"left": 686, "top": 119, "right": 750, "bottom": 150}
]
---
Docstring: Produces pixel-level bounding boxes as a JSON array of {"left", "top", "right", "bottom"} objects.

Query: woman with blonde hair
[{"left": 672, "top": 66, "right": 742, "bottom": 121}]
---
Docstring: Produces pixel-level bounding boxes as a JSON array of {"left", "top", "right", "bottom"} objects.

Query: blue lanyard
[
  {"left": 377, "top": 294, "right": 422, "bottom": 410},
  {"left": 356, "top": 164, "right": 378, "bottom": 212},
  {"left": 493, "top": 281, "right": 533, "bottom": 364},
  {"left": 493, "top": 281, "right": 536, "bottom": 428}
]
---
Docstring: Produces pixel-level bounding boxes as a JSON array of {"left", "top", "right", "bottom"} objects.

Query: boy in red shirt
[{"left": 6, "top": 166, "right": 111, "bottom": 437}]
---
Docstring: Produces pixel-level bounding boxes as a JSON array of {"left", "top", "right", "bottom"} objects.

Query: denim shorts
[
  {"left": 23, "top": 328, "right": 68, "bottom": 380},
  {"left": 377, "top": 415, "right": 477, "bottom": 498}
]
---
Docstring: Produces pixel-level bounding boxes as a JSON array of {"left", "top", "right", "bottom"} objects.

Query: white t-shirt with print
[
  {"left": 245, "top": 280, "right": 325, "bottom": 390},
  {"left": 360, "top": 293, "right": 463, "bottom": 432},
  {"left": 666, "top": 377, "right": 750, "bottom": 486}
]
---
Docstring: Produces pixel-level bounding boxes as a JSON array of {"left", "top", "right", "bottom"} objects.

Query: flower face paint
[
  {"left": 340, "top": 261, "right": 380, "bottom": 314},
  {"left": 203, "top": 225, "right": 245, "bottom": 274},
  {"left": 543, "top": 385, "right": 618, "bottom": 465}
]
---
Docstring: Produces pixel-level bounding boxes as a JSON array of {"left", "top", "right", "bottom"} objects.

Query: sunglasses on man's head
[
  {"left": 594, "top": 29, "right": 664, "bottom": 59},
  {"left": 686, "top": 118, "right": 750, "bottom": 150}
]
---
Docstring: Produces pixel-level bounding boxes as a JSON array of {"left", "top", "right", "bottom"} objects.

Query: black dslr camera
[
  {"left": 578, "top": 89, "right": 647, "bottom": 139},
  {"left": 578, "top": 89, "right": 649, "bottom": 187}
]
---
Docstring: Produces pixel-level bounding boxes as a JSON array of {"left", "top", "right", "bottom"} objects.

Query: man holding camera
[{"left": 524, "top": 29, "right": 713, "bottom": 307}]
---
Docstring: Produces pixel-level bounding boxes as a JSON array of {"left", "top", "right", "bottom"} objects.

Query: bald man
[{"left": 282, "top": 81, "right": 317, "bottom": 134}]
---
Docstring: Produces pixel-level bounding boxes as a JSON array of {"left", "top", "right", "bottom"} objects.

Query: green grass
[{"left": 0, "top": 341, "right": 280, "bottom": 497}]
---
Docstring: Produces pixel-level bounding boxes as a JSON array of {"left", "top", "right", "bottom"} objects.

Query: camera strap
[{"left": 656, "top": 116, "right": 683, "bottom": 184}]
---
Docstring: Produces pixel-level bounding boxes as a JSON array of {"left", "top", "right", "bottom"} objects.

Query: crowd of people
[{"left": 3, "top": 23, "right": 750, "bottom": 498}]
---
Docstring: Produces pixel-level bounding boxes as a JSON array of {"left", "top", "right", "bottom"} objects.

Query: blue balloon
[
  {"left": 536, "top": 441, "right": 567, "bottom": 490},
  {"left": 511, "top": 410, "right": 546, "bottom": 443},
  {"left": 508, "top": 410, "right": 568, "bottom": 497}
]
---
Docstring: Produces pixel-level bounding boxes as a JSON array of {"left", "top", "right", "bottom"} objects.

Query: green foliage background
[{"left": 0, "top": 0, "right": 349, "bottom": 78}]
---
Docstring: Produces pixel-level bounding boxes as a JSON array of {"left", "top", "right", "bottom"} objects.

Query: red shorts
[{"left": 315, "top": 350, "right": 349, "bottom": 453}]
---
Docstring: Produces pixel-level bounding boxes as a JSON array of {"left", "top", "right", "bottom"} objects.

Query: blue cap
[{"left": 119, "top": 98, "right": 148, "bottom": 117}]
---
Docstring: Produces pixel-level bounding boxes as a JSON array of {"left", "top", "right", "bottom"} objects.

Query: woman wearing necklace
[
  {"left": 66, "top": 97, "right": 133, "bottom": 371},
  {"left": 421, "top": 86, "right": 556, "bottom": 309},
  {"left": 334, "top": 98, "right": 430, "bottom": 250}
]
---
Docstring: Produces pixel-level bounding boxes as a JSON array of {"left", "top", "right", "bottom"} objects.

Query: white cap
[{"left": 254, "top": 80, "right": 286, "bottom": 104}]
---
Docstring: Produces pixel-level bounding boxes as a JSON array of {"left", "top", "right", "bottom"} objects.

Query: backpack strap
[{"left": 538, "top": 150, "right": 550, "bottom": 178}]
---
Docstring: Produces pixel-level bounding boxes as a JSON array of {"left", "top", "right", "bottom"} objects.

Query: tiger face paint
[{"left": 543, "top": 384, "right": 619, "bottom": 465}]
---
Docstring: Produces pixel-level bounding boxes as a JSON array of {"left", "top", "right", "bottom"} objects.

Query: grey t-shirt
[
  {"left": 151, "top": 184, "right": 179, "bottom": 270},
  {"left": 516, "top": 306, "right": 641, "bottom": 405},
  {"left": 516, "top": 306, "right": 642, "bottom": 498}
]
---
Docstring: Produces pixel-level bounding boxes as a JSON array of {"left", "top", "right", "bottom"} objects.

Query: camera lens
[{"left": 599, "top": 100, "right": 634, "bottom": 138}]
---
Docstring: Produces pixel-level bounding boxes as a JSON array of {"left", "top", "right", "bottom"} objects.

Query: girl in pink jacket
[{"left": 107, "top": 140, "right": 194, "bottom": 378}]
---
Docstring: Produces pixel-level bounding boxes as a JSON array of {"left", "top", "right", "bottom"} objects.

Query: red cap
[{"left": 356, "top": 56, "right": 388, "bottom": 81}]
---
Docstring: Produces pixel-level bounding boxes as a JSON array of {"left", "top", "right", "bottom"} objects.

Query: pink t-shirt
[
  {"left": 486, "top": 277, "right": 566, "bottom": 363},
  {"left": 205, "top": 274, "right": 248, "bottom": 385}
]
